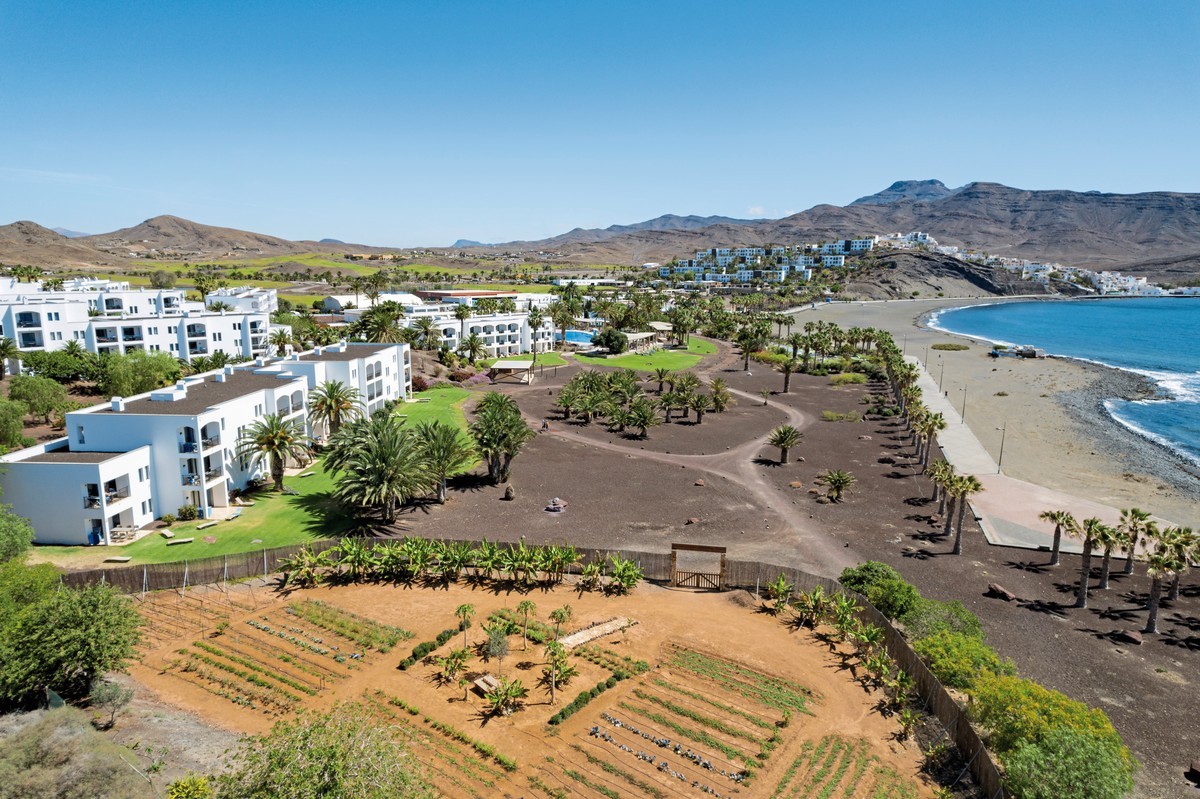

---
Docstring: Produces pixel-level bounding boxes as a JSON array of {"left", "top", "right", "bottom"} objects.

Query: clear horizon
[{"left": 2, "top": 1, "right": 1197, "bottom": 247}]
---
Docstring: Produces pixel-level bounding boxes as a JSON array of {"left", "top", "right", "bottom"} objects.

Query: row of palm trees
[
  {"left": 1038, "top": 508, "right": 1196, "bottom": 632},
  {"left": 925, "top": 460, "right": 984, "bottom": 555}
]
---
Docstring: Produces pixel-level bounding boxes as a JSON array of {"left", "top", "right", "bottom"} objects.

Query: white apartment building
[
  {"left": 0, "top": 342, "right": 411, "bottom": 545},
  {"left": 206, "top": 286, "right": 279, "bottom": 314},
  {"left": 822, "top": 255, "right": 846, "bottom": 268}
]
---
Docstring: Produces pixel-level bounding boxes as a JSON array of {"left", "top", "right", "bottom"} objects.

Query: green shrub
[
  {"left": 931, "top": 343, "right": 969, "bottom": 352},
  {"left": 820, "top": 410, "right": 860, "bottom": 422},
  {"left": 1002, "top": 727, "right": 1136, "bottom": 799},
  {"left": 829, "top": 373, "right": 867, "bottom": 386},
  {"left": 176, "top": 505, "right": 199, "bottom": 522},
  {"left": 838, "top": 562, "right": 920, "bottom": 619},
  {"left": 970, "top": 673, "right": 1127, "bottom": 757},
  {"left": 750, "top": 351, "right": 789, "bottom": 365},
  {"left": 912, "top": 631, "right": 1015, "bottom": 689},
  {"left": 900, "top": 597, "right": 983, "bottom": 641},
  {"left": 160, "top": 514, "right": 177, "bottom": 526}
]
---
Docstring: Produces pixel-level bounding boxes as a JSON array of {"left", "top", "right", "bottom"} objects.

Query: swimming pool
[{"left": 560, "top": 329, "right": 597, "bottom": 345}]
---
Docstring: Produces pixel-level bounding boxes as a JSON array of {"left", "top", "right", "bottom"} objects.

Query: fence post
[
  {"left": 142, "top": 565, "right": 147, "bottom": 600},
  {"left": 263, "top": 548, "right": 268, "bottom": 576},
  {"left": 223, "top": 555, "right": 228, "bottom": 590},
  {"left": 183, "top": 560, "right": 189, "bottom": 592}
]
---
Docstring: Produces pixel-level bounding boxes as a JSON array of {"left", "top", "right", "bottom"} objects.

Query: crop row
[
  {"left": 399, "top": 624, "right": 462, "bottom": 670},
  {"left": 574, "top": 645, "right": 650, "bottom": 679},
  {"left": 649, "top": 676, "right": 776, "bottom": 730},
  {"left": 193, "top": 640, "right": 319, "bottom": 695},
  {"left": 616, "top": 701, "right": 759, "bottom": 768},
  {"left": 245, "top": 619, "right": 334, "bottom": 657},
  {"left": 177, "top": 661, "right": 289, "bottom": 713},
  {"left": 546, "top": 756, "right": 619, "bottom": 799},
  {"left": 548, "top": 675, "right": 623, "bottom": 726},
  {"left": 770, "top": 735, "right": 916, "bottom": 799},
  {"left": 568, "top": 744, "right": 666, "bottom": 799},
  {"left": 380, "top": 692, "right": 518, "bottom": 771},
  {"left": 592, "top": 712, "right": 751, "bottom": 786},
  {"left": 668, "top": 647, "right": 813, "bottom": 714},
  {"left": 487, "top": 608, "right": 557, "bottom": 644},
  {"left": 630, "top": 688, "right": 764, "bottom": 744},
  {"left": 178, "top": 648, "right": 304, "bottom": 705},
  {"left": 286, "top": 599, "right": 411, "bottom": 652}
]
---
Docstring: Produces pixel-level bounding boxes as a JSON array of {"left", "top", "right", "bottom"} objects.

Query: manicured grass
[
  {"left": 393, "top": 387, "right": 472, "bottom": 430},
  {"left": 574, "top": 338, "right": 715, "bottom": 373},
  {"left": 450, "top": 283, "right": 554, "bottom": 293},
  {"left": 479, "top": 352, "right": 567, "bottom": 368}
]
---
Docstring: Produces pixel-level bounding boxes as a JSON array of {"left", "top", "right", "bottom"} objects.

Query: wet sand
[{"left": 791, "top": 298, "right": 1200, "bottom": 526}]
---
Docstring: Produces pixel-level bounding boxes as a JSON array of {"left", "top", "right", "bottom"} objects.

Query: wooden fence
[{"left": 61, "top": 541, "right": 1003, "bottom": 797}]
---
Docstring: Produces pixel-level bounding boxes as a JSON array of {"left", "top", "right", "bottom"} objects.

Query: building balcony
[
  {"left": 185, "top": 326, "right": 206, "bottom": 338},
  {"left": 179, "top": 441, "right": 198, "bottom": 453},
  {"left": 204, "top": 467, "right": 224, "bottom": 481},
  {"left": 84, "top": 496, "right": 102, "bottom": 509},
  {"left": 182, "top": 473, "right": 200, "bottom": 486},
  {"left": 96, "top": 333, "right": 118, "bottom": 344},
  {"left": 15, "top": 319, "right": 40, "bottom": 328},
  {"left": 201, "top": 436, "right": 220, "bottom": 450},
  {"left": 188, "top": 344, "right": 209, "bottom": 355},
  {"left": 105, "top": 487, "right": 131, "bottom": 502},
  {"left": 122, "top": 334, "right": 143, "bottom": 342}
]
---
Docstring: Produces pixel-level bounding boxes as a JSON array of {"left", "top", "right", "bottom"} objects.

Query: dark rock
[
  {"left": 986, "top": 583, "right": 1018, "bottom": 602},
  {"left": 1114, "top": 629, "right": 1143, "bottom": 646},
  {"left": 502, "top": 485, "right": 516, "bottom": 501},
  {"left": 1186, "top": 761, "right": 1200, "bottom": 784}
]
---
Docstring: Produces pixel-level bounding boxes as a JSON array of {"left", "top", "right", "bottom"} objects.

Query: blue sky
[{"left": 1, "top": 1, "right": 1197, "bottom": 246}]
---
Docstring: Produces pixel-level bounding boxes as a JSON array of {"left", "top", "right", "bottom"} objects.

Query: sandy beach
[{"left": 792, "top": 297, "right": 1200, "bottom": 527}]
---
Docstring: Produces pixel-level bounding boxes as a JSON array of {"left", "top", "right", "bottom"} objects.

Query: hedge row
[
  {"left": 398, "top": 624, "right": 463, "bottom": 670},
  {"left": 548, "top": 675, "right": 621, "bottom": 726}
]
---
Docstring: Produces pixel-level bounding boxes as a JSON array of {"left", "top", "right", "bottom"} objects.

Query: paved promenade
[{"left": 909, "top": 356, "right": 1152, "bottom": 554}]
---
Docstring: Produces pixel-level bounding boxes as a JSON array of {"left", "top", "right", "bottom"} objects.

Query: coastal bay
[{"left": 795, "top": 297, "right": 1200, "bottom": 527}]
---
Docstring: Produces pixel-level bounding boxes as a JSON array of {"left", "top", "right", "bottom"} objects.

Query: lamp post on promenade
[
  {"left": 996, "top": 422, "right": 1007, "bottom": 474},
  {"left": 959, "top": 386, "right": 968, "bottom": 424}
]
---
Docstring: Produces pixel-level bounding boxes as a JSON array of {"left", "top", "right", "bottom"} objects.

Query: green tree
[
  {"left": 325, "top": 417, "right": 433, "bottom": 523},
  {"left": 269, "top": 328, "right": 293, "bottom": 357},
  {"left": 307, "top": 380, "right": 361, "bottom": 438},
  {"left": 413, "top": 420, "right": 476, "bottom": 504},
  {"left": 168, "top": 773, "right": 214, "bottom": 799},
  {"left": 0, "top": 582, "right": 142, "bottom": 704},
  {"left": 1038, "top": 509, "right": 1077, "bottom": 567},
  {"left": 767, "top": 425, "right": 802, "bottom": 464},
  {"left": 0, "top": 504, "right": 34, "bottom": 562},
  {"left": 1118, "top": 507, "right": 1153, "bottom": 575},
  {"left": 549, "top": 605, "right": 573, "bottom": 641},
  {"left": 818, "top": 469, "right": 856, "bottom": 502},
  {"left": 483, "top": 624, "right": 510, "bottom": 675},
  {"left": 516, "top": 599, "right": 537, "bottom": 651},
  {"left": 215, "top": 703, "right": 434, "bottom": 799},
  {"left": 97, "top": 350, "right": 182, "bottom": 397},
  {"left": 457, "top": 333, "right": 487, "bottom": 365},
  {"left": 951, "top": 474, "right": 983, "bottom": 555},
  {"left": 236, "top": 414, "right": 311, "bottom": 492},
  {"left": 0, "top": 398, "right": 28, "bottom": 451},
  {"left": 594, "top": 327, "right": 628, "bottom": 354},
  {"left": 0, "top": 337, "right": 20, "bottom": 380},
  {"left": 88, "top": 678, "right": 134, "bottom": 728},
  {"left": 149, "top": 270, "right": 177, "bottom": 289},
  {"left": 469, "top": 393, "right": 535, "bottom": 484},
  {"left": 1072, "top": 517, "right": 1104, "bottom": 608},
  {"left": 455, "top": 603, "right": 475, "bottom": 649},
  {"left": 8, "top": 374, "right": 67, "bottom": 424}
]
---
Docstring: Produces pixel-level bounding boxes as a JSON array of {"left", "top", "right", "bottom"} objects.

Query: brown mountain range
[{"left": 3, "top": 181, "right": 1200, "bottom": 282}]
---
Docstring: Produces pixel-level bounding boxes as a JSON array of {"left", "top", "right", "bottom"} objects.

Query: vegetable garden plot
[{"left": 768, "top": 735, "right": 919, "bottom": 799}]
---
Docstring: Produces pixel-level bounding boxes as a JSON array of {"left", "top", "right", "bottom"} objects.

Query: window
[
  {"left": 77, "top": 425, "right": 85, "bottom": 445},
  {"left": 213, "top": 332, "right": 222, "bottom": 342},
  {"left": 170, "top": 343, "right": 178, "bottom": 352},
  {"left": 168, "top": 326, "right": 177, "bottom": 334},
  {"left": 233, "top": 322, "right": 241, "bottom": 331}
]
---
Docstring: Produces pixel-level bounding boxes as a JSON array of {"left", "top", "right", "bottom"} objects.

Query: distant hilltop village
[{"left": 648, "top": 232, "right": 1193, "bottom": 297}]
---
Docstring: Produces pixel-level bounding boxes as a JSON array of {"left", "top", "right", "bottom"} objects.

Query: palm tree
[
  {"left": 325, "top": 416, "right": 435, "bottom": 522},
  {"left": 779, "top": 358, "right": 800, "bottom": 393},
  {"left": 627, "top": 398, "right": 660, "bottom": 439},
  {"left": 951, "top": 475, "right": 983, "bottom": 555},
  {"left": 543, "top": 641, "right": 565, "bottom": 704},
  {"left": 526, "top": 308, "right": 545, "bottom": 359},
  {"left": 516, "top": 599, "right": 537, "bottom": 651},
  {"left": 0, "top": 337, "right": 20, "bottom": 380},
  {"left": 413, "top": 317, "right": 438, "bottom": 350},
  {"left": 1038, "top": 509, "right": 1078, "bottom": 567},
  {"left": 456, "top": 603, "right": 475, "bottom": 649},
  {"left": 1093, "top": 522, "right": 1125, "bottom": 589},
  {"left": 355, "top": 304, "right": 405, "bottom": 343},
  {"left": 651, "top": 367, "right": 672, "bottom": 394},
  {"left": 1073, "top": 517, "right": 1105, "bottom": 608},
  {"left": 413, "top": 420, "right": 476, "bottom": 503},
  {"left": 307, "top": 380, "right": 362, "bottom": 438},
  {"left": 708, "top": 378, "right": 734, "bottom": 412},
  {"left": 548, "top": 301, "right": 575, "bottom": 350},
  {"left": 469, "top": 392, "right": 535, "bottom": 484},
  {"left": 1158, "top": 525, "right": 1196, "bottom": 601},
  {"left": 485, "top": 677, "right": 528, "bottom": 717},
  {"left": 767, "top": 425, "right": 802, "bottom": 464},
  {"left": 1119, "top": 507, "right": 1153, "bottom": 575},
  {"left": 549, "top": 605, "right": 573, "bottom": 641},
  {"left": 819, "top": 469, "right": 856, "bottom": 502},
  {"left": 1143, "top": 550, "right": 1178, "bottom": 634},
  {"left": 269, "top": 328, "right": 293, "bottom": 357},
  {"left": 458, "top": 333, "right": 487, "bottom": 366},
  {"left": 236, "top": 414, "right": 311, "bottom": 492},
  {"left": 689, "top": 393, "right": 712, "bottom": 424},
  {"left": 927, "top": 459, "right": 954, "bottom": 505},
  {"left": 785, "top": 332, "right": 806, "bottom": 360}
]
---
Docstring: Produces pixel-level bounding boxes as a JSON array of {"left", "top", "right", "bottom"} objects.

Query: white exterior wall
[
  {"left": 206, "top": 287, "right": 278, "bottom": 314},
  {"left": 1, "top": 445, "right": 153, "bottom": 545}
]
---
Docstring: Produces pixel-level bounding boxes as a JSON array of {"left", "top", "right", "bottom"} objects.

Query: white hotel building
[
  {"left": 0, "top": 280, "right": 283, "bottom": 366},
  {"left": 0, "top": 342, "right": 412, "bottom": 545}
]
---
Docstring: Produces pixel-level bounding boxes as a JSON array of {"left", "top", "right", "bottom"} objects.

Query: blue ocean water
[{"left": 930, "top": 298, "right": 1200, "bottom": 466}]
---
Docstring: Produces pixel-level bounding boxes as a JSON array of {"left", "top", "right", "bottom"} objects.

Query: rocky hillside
[
  {"left": 84, "top": 215, "right": 312, "bottom": 257},
  {"left": 0, "top": 221, "right": 119, "bottom": 267},
  {"left": 840, "top": 251, "right": 1050, "bottom": 301}
]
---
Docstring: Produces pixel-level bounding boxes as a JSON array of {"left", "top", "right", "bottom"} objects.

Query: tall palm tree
[
  {"left": 455, "top": 604, "right": 475, "bottom": 649},
  {"left": 1073, "top": 517, "right": 1105, "bottom": 608},
  {"left": 307, "top": 380, "right": 362, "bottom": 438},
  {"left": 469, "top": 392, "right": 535, "bottom": 484},
  {"left": 548, "top": 301, "right": 575, "bottom": 350},
  {"left": 269, "top": 328, "right": 293, "bottom": 357},
  {"left": 1093, "top": 522, "right": 1126, "bottom": 590},
  {"left": 526, "top": 308, "right": 545, "bottom": 359},
  {"left": 413, "top": 420, "right": 476, "bottom": 504},
  {"left": 951, "top": 475, "right": 983, "bottom": 555},
  {"left": 1119, "top": 507, "right": 1153, "bottom": 575},
  {"left": 413, "top": 317, "right": 438, "bottom": 350},
  {"left": 454, "top": 303, "right": 473, "bottom": 344},
  {"left": 0, "top": 337, "right": 20, "bottom": 380},
  {"left": 516, "top": 599, "right": 537, "bottom": 651},
  {"left": 1158, "top": 525, "right": 1196, "bottom": 601},
  {"left": 458, "top": 333, "right": 487, "bottom": 366},
  {"left": 1038, "top": 509, "right": 1078, "bottom": 567},
  {"left": 767, "top": 425, "right": 802, "bottom": 464},
  {"left": 236, "top": 414, "right": 312, "bottom": 492},
  {"left": 1143, "top": 550, "right": 1179, "bottom": 634},
  {"left": 778, "top": 358, "right": 800, "bottom": 393},
  {"left": 927, "top": 459, "right": 954, "bottom": 504}
]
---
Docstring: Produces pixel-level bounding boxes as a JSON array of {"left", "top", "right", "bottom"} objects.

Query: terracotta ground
[{"left": 130, "top": 578, "right": 938, "bottom": 799}]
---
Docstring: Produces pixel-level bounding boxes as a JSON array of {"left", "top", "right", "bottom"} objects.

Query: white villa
[{"left": 0, "top": 342, "right": 412, "bottom": 545}]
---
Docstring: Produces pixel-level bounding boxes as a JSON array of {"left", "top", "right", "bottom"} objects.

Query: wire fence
[{"left": 62, "top": 539, "right": 1003, "bottom": 798}]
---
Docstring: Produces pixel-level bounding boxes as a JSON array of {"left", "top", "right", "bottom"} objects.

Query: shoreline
[{"left": 796, "top": 296, "right": 1200, "bottom": 525}]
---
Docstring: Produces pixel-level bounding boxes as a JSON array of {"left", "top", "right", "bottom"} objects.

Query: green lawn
[
  {"left": 451, "top": 283, "right": 555, "bottom": 293},
  {"left": 479, "top": 352, "right": 568, "bottom": 368},
  {"left": 574, "top": 337, "right": 715, "bottom": 373},
  {"left": 393, "top": 387, "right": 472, "bottom": 429}
]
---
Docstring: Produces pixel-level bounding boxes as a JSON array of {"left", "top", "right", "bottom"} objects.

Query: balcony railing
[
  {"left": 186, "top": 327, "right": 206, "bottom": 338},
  {"left": 204, "top": 467, "right": 224, "bottom": 481},
  {"left": 201, "top": 436, "right": 220, "bottom": 449},
  {"left": 182, "top": 473, "right": 200, "bottom": 486},
  {"left": 15, "top": 319, "right": 40, "bottom": 328},
  {"left": 96, "top": 334, "right": 117, "bottom": 343},
  {"left": 179, "top": 442, "right": 198, "bottom": 453},
  {"left": 84, "top": 496, "right": 102, "bottom": 509},
  {"left": 105, "top": 487, "right": 131, "bottom": 501},
  {"left": 122, "top": 334, "right": 143, "bottom": 342}
]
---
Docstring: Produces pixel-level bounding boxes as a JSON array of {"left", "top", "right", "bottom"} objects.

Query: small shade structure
[
  {"left": 624, "top": 331, "right": 658, "bottom": 353},
  {"left": 489, "top": 359, "right": 535, "bottom": 384}
]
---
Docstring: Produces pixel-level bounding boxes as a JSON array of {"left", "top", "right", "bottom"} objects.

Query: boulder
[
  {"left": 789, "top": 481, "right": 805, "bottom": 488},
  {"left": 694, "top": 479, "right": 705, "bottom": 487},
  {"left": 859, "top": 435, "right": 872, "bottom": 440},
  {"left": 1114, "top": 629, "right": 1143, "bottom": 646},
  {"left": 986, "top": 583, "right": 1018, "bottom": 602},
  {"left": 502, "top": 484, "right": 516, "bottom": 501},
  {"left": 685, "top": 517, "right": 699, "bottom": 525}
]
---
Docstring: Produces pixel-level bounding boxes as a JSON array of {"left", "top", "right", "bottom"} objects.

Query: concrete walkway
[{"left": 909, "top": 356, "right": 1149, "bottom": 555}]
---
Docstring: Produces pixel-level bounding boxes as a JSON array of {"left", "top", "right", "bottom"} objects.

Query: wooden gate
[{"left": 670, "top": 543, "right": 727, "bottom": 590}]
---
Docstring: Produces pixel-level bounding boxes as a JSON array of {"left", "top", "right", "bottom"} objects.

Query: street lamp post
[
  {"left": 960, "top": 387, "right": 968, "bottom": 424},
  {"left": 996, "top": 422, "right": 1007, "bottom": 473},
  {"left": 924, "top": 344, "right": 930, "bottom": 366},
  {"left": 938, "top": 358, "right": 945, "bottom": 391}
]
